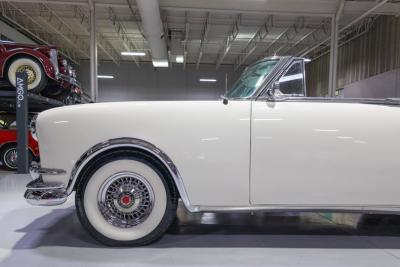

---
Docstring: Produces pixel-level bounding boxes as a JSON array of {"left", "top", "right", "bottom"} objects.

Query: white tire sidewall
[
  {"left": 3, "top": 147, "right": 17, "bottom": 169},
  {"left": 83, "top": 159, "right": 167, "bottom": 241},
  {"left": 7, "top": 58, "right": 43, "bottom": 90}
]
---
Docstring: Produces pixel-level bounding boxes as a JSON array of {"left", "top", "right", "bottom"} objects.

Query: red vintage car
[
  {"left": 0, "top": 127, "right": 39, "bottom": 170},
  {"left": 0, "top": 41, "right": 82, "bottom": 104}
]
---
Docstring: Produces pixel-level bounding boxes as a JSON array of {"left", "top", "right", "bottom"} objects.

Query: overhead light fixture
[
  {"left": 152, "top": 59, "right": 169, "bottom": 68},
  {"left": 121, "top": 51, "right": 146, "bottom": 56},
  {"left": 199, "top": 78, "right": 217, "bottom": 82},
  {"left": 304, "top": 58, "right": 311, "bottom": 63},
  {"left": 176, "top": 55, "right": 184, "bottom": 63},
  {"left": 97, "top": 75, "right": 114, "bottom": 79}
]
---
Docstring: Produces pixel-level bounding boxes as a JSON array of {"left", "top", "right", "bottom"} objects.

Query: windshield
[{"left": 226, "top": 59, "right": 279, "bottom": 98}]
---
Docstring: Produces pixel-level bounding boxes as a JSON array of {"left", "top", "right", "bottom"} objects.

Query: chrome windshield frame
[
  {"left": 255, "top": 56, "right": 308, "bottom": 100},
  {"left": 223, "top": 56, "right": 289, "bottom": 100}
]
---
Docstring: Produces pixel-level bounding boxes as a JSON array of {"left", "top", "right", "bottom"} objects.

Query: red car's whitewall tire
[
  {"left": 6, "top": 57, "right": 47, "bottom": 93},
  {"left": 0, "top": 144, "right": 33, "bottom": 171},
  {"left": 75, "top": 152, "right": 178, "bottom": 246}
]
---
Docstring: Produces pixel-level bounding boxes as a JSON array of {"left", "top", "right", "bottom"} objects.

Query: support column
[
  {"left": 328, "top": 15, "right": 338, "bottom": 97},
  {"left": 328, "top": 0, "right": 345, "bottom": 98},
  {"left": 89, "top": 0, "right": 98, "bottom": 102}
]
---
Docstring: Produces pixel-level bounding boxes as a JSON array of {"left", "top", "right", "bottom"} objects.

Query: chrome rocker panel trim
[
  {"left": 24, "top": 167, "right": 68, "bottom": 206},
  {"left": 66, "top": 137, "right": 199, "bottom": 212}
]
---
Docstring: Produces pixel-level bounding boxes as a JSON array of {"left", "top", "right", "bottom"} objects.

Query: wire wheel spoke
[{"left": 97, "top": 172, "right": 154, "bottom": 228}]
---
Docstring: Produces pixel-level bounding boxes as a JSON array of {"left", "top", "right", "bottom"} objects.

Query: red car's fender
[
  {"left": 0, "top": 129, "right": 40, "bottom": 157},
  {"left": 0, "top": 46, "right": 57, "bottom": 81}
]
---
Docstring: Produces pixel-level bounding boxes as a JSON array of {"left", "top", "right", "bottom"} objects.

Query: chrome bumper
[
  {"left": 57, "top": 73, "right": 81, "bottom": 88},
  {"left": 24, "top": 164, "right": 68, "bottom": 206}
]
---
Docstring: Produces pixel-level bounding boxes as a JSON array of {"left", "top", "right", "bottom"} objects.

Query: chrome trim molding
[
  {"left": 24, "top": 178, "right": 68, "bottom": 206},
  {"left": 256, "top": 56, "right": 299, "bottom": 99},
  {"left": 193, "top": 204, "right": 400, "bottom": 214},
  {"left": 66, "top": 138, "right": 199, "bottom": 212},
  {"left": 256, "top": 96, "right": 400, "bottom": 106},
  {"left": 29, "top": 162, "right": 66, "bottom": 180}
]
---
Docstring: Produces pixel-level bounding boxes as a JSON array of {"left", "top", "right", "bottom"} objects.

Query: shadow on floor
[{"left": 11, "top": 204, "right": 400, "bottom": 249}]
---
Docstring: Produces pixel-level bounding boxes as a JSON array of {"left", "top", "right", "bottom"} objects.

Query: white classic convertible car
[{"left": 25, "top": 56, "right": 400, "bottom": 246}]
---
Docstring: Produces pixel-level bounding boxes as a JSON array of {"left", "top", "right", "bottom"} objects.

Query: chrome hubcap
[{"left": 97, "top": 172, "right": 154, "bottom": 228}]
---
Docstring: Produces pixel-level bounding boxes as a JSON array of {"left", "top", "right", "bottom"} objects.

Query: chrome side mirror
[
  {"left": 220, "top": 95, "right": 229, "bottom": 105},
  {"left": 266, "top": 81, "right": 280, "bottom": 98}
]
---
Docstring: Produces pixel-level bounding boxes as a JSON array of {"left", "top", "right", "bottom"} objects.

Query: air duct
[{"left": 135, "top": 0, "right": 169, "bottom": 67}]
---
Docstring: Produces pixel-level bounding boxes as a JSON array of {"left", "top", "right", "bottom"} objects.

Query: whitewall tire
[
  {"left": 0, "top": 144, "right": 33, "bottom": 171},
  {"left": 6, "top": 57, "right": 47, "bottom": 93},
  {"left": 75, "top": 152, "right": 178, "bottom": 246}
]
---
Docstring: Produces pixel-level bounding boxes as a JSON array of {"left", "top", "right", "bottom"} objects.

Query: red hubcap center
[{"left": 121, "top": 195, "right": 132, "bottom": 205}]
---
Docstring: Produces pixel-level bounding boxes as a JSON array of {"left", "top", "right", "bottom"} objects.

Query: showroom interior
[{"left": 1, "top": 0, "right": 400, "bottom": 266}]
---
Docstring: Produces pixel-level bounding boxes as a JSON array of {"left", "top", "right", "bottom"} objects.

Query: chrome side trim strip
[
  {"left": 37, "top": 168, "right": 66, "bottom": 175},
  {"left": 193, "top": 204, "right": 400, "bottom": 214},
  {"left": 256, "top": 96, "right": 400, "bottom": 106},
  {"left": 66, "top": 138, "right": 198, "bottom": 212},
  {"left": 29, "top": 162, "right": 66, "bottom": 180}
]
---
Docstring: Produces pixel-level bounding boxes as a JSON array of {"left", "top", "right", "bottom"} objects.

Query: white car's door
[{"left": 250, "top": 61, "right": 400, "bottom": 208}]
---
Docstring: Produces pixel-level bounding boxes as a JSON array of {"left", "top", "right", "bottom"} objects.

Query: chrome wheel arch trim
[{"left": 66, "top": 137, "right": 199, "bottom": 212}]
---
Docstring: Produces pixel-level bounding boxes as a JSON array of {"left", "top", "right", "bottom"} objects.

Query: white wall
[
  {"left": 77, "top": 60, "right": 243, "bottom": 102},
  {"left": 344, "top": 68, "right": 400, "bottom": 99}
]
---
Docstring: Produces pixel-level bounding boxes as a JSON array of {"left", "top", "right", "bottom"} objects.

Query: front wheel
[
  {"left": 6, "top": 57, "right": 47, "bottom": 93},
  {"left": 75, "top": 153, "right": 178, "bottom": 246},
  {"left": 0, "top": 144, "right": 33, "bottom": 171}
]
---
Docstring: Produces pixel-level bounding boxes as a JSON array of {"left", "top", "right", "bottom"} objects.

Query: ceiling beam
[
  {"left": 126, "top": 0, "right": 145, "bottom": 38},
  {"left": 310, "top": 16, "right": 377, "bottom": 62},
  {"left": 37, "top": 3, "right": 89, "bottom": 58},
  {"left": 183, "top": 11, "right": 189, "bottom": 69},
  {"left": 2, "top": 0, "right": 399, "bottom": 17},
  {"left": 264, "top": 17, "right": 306, "bottom": 57},
  {"left": 196, "top": 12, "right": 210, "bottom": 69},
  {"left": 159, "top": 0, "right": 400, "bottom": 17},
  {"left": 108, "top": 7, "right": 140, "bottom": 67},
  {"left": 215, "top": 13, "right": 240, "bottom": 70},
  {"left": 0, "top": 1, "right": 78, "bottom": 63},
  {"left": 73, "top": 6, "right": 120, "bottom": 65},
  {"left": 281, "top": 28, "right": 319, "bottom": 56},
  {"left": 233, "top": 15, "right": 272, "bottom": 71},
  {"left": 300, "top": 0, "right": 390, "bottom": 57},
  {"left": 283, "top": 19, "right": 329, "bottom": 56},
  {"left": 291, "top": 23, "right": 329, "bottom": 56}
]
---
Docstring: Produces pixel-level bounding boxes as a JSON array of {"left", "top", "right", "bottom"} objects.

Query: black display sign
[{"left": 16, "top": 71, "right": 29, "bottom": 174}]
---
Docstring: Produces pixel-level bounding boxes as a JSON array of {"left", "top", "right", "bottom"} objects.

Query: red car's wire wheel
[{"left": 3, "top": 147, "right": 17, "bottom": 170}]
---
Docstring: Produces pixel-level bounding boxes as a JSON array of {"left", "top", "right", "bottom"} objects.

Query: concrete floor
[{"left": 2, "top": 171, "right": 400, "bottom": 266}]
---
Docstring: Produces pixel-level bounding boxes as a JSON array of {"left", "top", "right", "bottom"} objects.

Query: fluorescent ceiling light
[
  {"left": 121, "top": 51, "right": 146, "bottom": 56},
  {"left": 199, "top": 78, "right": 217, "bottom": 82},
  {"left": 152, "top": 59, "right": 169, "bottom": 68},
  {"left": 97, "top": 75, "right": 114, "bottom": 79},
  {"left": 304, "top": 58, "right": 311, "bottom": 63},
  {"left": 176, "top": 55, "right": 184, "bottom": 63}
]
